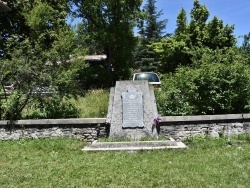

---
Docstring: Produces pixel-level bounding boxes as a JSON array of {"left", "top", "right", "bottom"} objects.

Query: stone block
[{"left": 107, "top": 80, "right": 158, "bottom": 140}]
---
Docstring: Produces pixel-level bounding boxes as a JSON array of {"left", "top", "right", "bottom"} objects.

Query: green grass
[
  {"left": 0, "top": 137, "right": 250, "bottom": 188},
  {"left": 75, "top": 89, "right": 109, "bottom": 118}
]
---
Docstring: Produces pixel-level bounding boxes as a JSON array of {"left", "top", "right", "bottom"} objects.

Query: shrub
[
  {"left": 156, "top": 62, "right": 250, "bottom": 115},
  {"left": 22, "top": 89, "right": 109, "bottom": 119},
  {"left": 1, "top": 91, "right": 26, "bottom": 120},
  {"left": 23, "top": 95, "right": 79, "bottom": 119}
]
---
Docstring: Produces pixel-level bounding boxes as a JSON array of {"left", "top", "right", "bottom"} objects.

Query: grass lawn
[{"left": 0, "top": 136, "right": 250, "bottom": 188}]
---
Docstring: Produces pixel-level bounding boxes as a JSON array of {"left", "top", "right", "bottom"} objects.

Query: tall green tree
[
  {"left": 151, "top": 0, "right": 236, "bottom": 73},
  {"left": 240, "top": 32, "right": 250, "bottom": 56},
  {"left": 238, "top": 32, "right": 250, "bottom": 65},
  {"left": 73, "top": 21, "right": 103, "bottom": 55},
  {"left": 189, "top": 0, "right": 210, "bottom": 47},
  {"left": 0, "top": 0, "right": 70, "bottom": 58},
  {"left": 143, "top": 0, "right": 167, "bottom": 39},
  {"left": 71, "top": 0, "right": 142, "bottom": 82},
  {"left": 175, "top": 8, "right": 187, "bottom": 37},
  {"left": 0, "top": 1, "right": 81, "bottom": 120},
  {"left": 2, "top": 1, "right": 74, "bottom": 89},
  {"left": 133, "top": 0, "right": 167, "bottom": 72}
]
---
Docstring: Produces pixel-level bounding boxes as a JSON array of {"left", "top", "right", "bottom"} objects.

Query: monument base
[{"left": 82, "top": 139, "right": 188, "bottom": 152}]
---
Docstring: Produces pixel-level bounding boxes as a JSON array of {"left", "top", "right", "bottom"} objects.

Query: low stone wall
[
  {"left": 0, "top": 114, "right": 250, "bottom": 142},
  {"left": 159, "top": 114, "right": 250, "bottom": 141},
  {"left": 0, "top": 118, "right": 108, "bottom": 142}
]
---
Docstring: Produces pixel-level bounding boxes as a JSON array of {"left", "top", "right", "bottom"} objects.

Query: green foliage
[
  {"left": 76, "top": 65, "right": 112, "bottom": 90},
  {"left": 73, "top": 21, "right": 103, "bottom": 55},
  {"left": 133, "top": 0, "right": 167, "bottom": 71},
  {"left": 73, "top": 0, "right": 142, "bottom": 81},
  {"left": 0, "top": 1, "right": 88, "bottom": 120},
  {"left": 23, "top": 89, "right": 109, "bottom": 119},
  {"left": 25, "top": 2, "right": 59, "bottom": 48},
  {"left": 43, "top": 95, "right": 79, "bottom": 119},
  {"left": 241, "top": 32, "right": 250, "bottom": 54},
  {"left": 151, "top": 0, "right": 236, "bottom": 73},
  {"left": 77, "top": 89, "right": 109, "bottom": 118},
  {"left": 239, "top": 31, "right": 250, "bottom": 65},
  {"left": 5, "top": 88, "right": 109, "bottom": 119},
  {"left": 156, "top": 62, "right": 250, "bottom": 115},
  {"left": 0, "top": 38, "right": 43, "bottom": 120},
  {"left": 133, "top": 36, "right": 161, "bottom": 72},
  {"left": 189, "top": 0, "right": 210, "bottom": 46},
  {"left": 1, "top": 91, "right": 29, "bottom": 120},
  {"left": 142, "top": 0, "right": 167, "bottom": 39},
  {"left": 150, "top": 37, "right": 191, "bottom": 72},
  {"left": 23, "top": 95, "right": 79, "bottom": 119},
  {"left": 175, "top": 8, "right": 187, "bottom": 36}
]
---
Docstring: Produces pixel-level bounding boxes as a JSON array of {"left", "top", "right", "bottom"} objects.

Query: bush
[
  {"left": 156, "top": 62, "right": 250, "bottom": 115},
  {"left": 1, "top": 91, "right": 26, "bottom": 120},
  {"left": 22, "top": 89, "right": 109, "bottom": 119},
  {"left": 23, "top": 95, "right": 79, "bottom": 119}
]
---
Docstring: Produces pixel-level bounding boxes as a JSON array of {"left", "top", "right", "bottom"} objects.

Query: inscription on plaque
[{"left": 122, "top": 89, "right": 144, "bottom": 128}]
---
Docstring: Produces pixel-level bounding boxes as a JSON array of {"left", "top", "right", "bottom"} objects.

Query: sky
[{"left": 154, "top": 0, "right": 250, "bottom": 44}]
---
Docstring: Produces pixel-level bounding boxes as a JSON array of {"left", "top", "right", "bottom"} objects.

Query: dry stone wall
[
  {"left": 159, "top": 114, "right": 250, "bottom": 141},
  {"left": 0, "top": 124, "right": 108, "bottom": 142},
  {"left": 0, "top": 114, "right": 250, "bottom": 142}
]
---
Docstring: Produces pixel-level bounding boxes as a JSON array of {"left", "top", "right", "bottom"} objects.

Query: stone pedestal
[{"left": 106, "top": 80, "right": 158, "bottom": 140}]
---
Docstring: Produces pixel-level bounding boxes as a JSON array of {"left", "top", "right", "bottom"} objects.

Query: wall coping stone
[
  {"left": 161, "top": 114, "right": 247, "bottom": 122},
  {"left": 0, "top": 118, "right": 106, "bottom": 125},
  {"left": 0, "top": 114, "right": 249, "bottom": 126}
]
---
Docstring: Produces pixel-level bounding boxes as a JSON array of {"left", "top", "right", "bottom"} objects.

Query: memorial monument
[
  {"left": 83, "top": 80, "right": 188, "bottom": 151},
  {"left": 106, "top": 80, "right": 158, "bottom": 140}
]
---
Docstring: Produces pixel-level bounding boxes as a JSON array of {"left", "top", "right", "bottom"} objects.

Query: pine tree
[
  {"left": 175, "top": 8, "right": 187, "bottom": 37},
  {"left": 133, "top": 0, "right": 167, "bottom": 72},
  {"left": 144, "top": 0, "right": 167, "bottom": 40}
]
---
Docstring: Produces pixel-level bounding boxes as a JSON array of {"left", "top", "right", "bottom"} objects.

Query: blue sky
[{"left": 155, "top": 0, "right": 250, "bottom": 44}]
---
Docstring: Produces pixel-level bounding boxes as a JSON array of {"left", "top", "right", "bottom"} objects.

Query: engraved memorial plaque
[{"left": 122, "top": 89, "right": 144, "bottom": 128}]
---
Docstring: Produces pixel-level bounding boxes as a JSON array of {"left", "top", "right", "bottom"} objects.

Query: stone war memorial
[
  {"left": 83, "top": 80, "right": 187, "bottom": 151},
  {"left": 106, "top": 80, "right": 158, "bottom": 140}
]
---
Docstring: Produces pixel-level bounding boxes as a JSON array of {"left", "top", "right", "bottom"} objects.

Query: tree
[
  {"left": 189, "top": 0, "right": 210, "bottom": 47},
  {"left": 175, "top": 8, "right": 188, "bottom": 37},
  {"left": 241, "top": 32, "right": 250, "bottom": 52},
  {"left": 151, "top": 0, "right": 236, "bottom": 73},
  {"left": 238, "top": 32, "right": 250, "bottom": 66},
  {"left": 73, "top": 21, "right": 103, "bottom": 55},
  {"left": 0, "top": 0, "right": 70, "bottom": 58},
  {"left": 133, "top": 0, "right": 167, "bottom": 72},
  {"left": 205, "top": 16, "right": 235, "bottom": 49},
  {"left": 143, "top": 0, "right": 167, "bottom": 40},
  {"left": 0, "top": 1, "right": 81, "bottom": 120},
  {"left": 240, "top": 32, "right": 250, "bottom": 59},
  {"left": 71, "top": 0, "right": 142, "bottom": 82}
]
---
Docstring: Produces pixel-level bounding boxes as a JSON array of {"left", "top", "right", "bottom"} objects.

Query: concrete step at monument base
[{"left": 82, "top": 140, "right": 188, "bottom": 151}]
